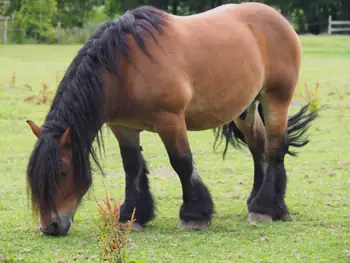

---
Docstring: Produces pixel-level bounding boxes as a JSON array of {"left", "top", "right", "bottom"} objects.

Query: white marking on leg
[{"left": 191, "top": 166, "right": 201, "bottom": 183}]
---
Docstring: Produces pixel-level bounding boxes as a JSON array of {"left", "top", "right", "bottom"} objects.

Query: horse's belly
[
  {"left": 183, "top": 53, "right": 264, "bottom": 130},
  {"left": 184, "top": 84, "right": 260, "bottom": 131}
]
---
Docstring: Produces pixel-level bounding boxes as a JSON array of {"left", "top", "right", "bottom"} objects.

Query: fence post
[
  {"left": 57, "top": 21, "right": 61, "bottom": 44},
  {"left": 328, "top": 15, "right": 332, "bottom": 35},
  {"left": 3, "top": 16, "right": 8, "bottom": 44}
]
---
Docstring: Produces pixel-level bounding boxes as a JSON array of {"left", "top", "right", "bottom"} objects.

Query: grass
[{"left": 0, "top": 35, "right": 350, "bottom": 263}]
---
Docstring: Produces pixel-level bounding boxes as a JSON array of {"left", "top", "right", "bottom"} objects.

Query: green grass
[{"left": 0, "top": 35, "right": 350, "bottom": 263}]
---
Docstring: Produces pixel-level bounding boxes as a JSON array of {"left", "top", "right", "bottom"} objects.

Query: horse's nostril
[
  {"left": 41, "top": 218, "right": 62, "bottom": 235},
  {"left": 50, "top": 221, "right": 59, "bottom": 231}
]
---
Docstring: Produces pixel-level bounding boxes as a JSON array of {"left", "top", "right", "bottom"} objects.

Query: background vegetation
[{"left": 0, "top": 0, "right": 350, "bottom": 44}]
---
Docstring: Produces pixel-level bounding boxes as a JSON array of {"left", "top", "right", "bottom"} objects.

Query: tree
[
  {"left": 0, "top": 0, "right": 22, "bottom": 15},
  {"left": 11, "top": 0, "right": 57, "bottom": 43},
  {"left": 172, "top": 0, "right": 179, "bottom": 14},
  {"left": 0, "top": 0, "right": 10, "bottom": 15},
  {"left": 56, "top": 0, "right": 100, "bottom": 28},
  {"left": 104, "top": 0, "right": 122, "bottom": 18}
]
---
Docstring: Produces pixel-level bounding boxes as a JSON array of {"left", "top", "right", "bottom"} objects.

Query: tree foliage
[
  {"left": 103, "top": 0, "right": 350, "bottom": 35},
  {"left": 104, "top": 0, "right": 122, "bottom": 18},
  {"left": 10, "top": 0, "right": 57, "bottom": 43},
  {"left": 4, "top": 0, "right": 350, "bottom": 44},
  {"left": 56, "top": 0, "right": 102, "bottom": 28},
  {"left": 0, "top": 0, "right": 10, "bottom": 15}
]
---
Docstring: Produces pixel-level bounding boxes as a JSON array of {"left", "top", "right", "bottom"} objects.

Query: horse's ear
[
  {"left": 26, "top": 120, "right": 41, "bottom": 138},
  {"left": 60, "top": 128, "right": 71, "bottom": 148}
]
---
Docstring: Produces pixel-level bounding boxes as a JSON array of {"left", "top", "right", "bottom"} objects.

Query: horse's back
[{"left": 177, "top": 2, "right": 301, "bottom": 86}]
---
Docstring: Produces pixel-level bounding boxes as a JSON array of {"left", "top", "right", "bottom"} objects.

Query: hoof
[
  {"left": 177, "top": 220, "right": 208, "bottom": 230},
  {"left": 131, "top": 222, "right": 143, "bottom": 231},
  {"left": 280, "top": 214, "right": 293, "bottom": 221},
  {"left": 248, "top": 212, "right": 272, "bottom": 222},
  {"left": 120, "top": 222, "right": 143, "bottom": 231}
]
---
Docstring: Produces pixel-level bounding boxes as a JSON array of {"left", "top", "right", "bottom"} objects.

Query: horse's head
[{"left": 26, "top": 120, "right": 91, "bottom": 236}]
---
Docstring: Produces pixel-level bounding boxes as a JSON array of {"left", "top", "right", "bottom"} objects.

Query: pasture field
[{"left": 0, "top": 36, "right": 350, "bottom": 263}]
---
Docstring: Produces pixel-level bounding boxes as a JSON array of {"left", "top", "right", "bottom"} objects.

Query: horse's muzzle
[{"left": 40, "top": 216, "right": 71, "bottom": 236}]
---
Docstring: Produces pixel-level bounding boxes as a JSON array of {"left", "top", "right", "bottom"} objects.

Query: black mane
[{"left": 27, "top": 6, "right": 167, "bottom": 214}]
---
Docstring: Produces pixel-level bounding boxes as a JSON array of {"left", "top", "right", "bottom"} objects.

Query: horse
[{"left": 26, "top": 2, "right": 318, "bottom": 236}]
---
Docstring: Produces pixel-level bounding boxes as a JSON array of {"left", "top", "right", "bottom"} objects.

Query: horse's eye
[{"left": 61, "top": 172, "right": 68, "bottom": 180}]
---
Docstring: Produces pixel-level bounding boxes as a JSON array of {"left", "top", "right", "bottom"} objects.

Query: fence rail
[
  {"left": 328, "top": 15, "right": 350, "bottom": 34},
  {"left": 0, "top": 15, "right": 14, "bottom": 44}
]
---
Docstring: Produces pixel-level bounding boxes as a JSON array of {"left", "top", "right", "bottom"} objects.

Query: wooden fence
[
  {"left": 328, "top": 15, "right": 350, "bottom": 34},
  {"left": 1, "top": 16, "right": 64, "bottom": 44},
  {"left": 0, "top": 15, "right": 14, "bottom": 44}
]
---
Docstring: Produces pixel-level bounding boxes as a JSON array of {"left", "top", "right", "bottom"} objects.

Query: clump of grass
[
  {"left": 10, "top": 72, "right": 16, "bottom": 86},
  {"left": 336, "top": 86, "right": 347, "bottom": 120},
  {"left": 304, "top": 81, "right": 320, "bottom": 112},
  {"left": 24, "top": 82, "right": 53, "bottom": 105},
  {"left": 56, "top": 71, "right": 61, "bottom": 85},
  {"left": 94, "top": 194, "right": 136, "bottom": 263}
]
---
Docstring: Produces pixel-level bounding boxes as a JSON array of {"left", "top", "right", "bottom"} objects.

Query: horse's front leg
[
  {"left": 154, "top": 111, "right": 214, "bottom": 229},
  {"left": 108, "top": 125, "right": 155, "bottom": 229}
]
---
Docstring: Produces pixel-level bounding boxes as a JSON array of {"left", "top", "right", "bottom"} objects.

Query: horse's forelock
[{"left": 27, "top": 135, "right": 60, "bottom": 215}]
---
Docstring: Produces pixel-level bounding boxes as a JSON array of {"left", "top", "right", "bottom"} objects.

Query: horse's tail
[
  {"left": 213, "top": 103, "right": 318, "bottom": 158},
  {"left": 285, "top": 104, "right": 318, "bottom": 156}
]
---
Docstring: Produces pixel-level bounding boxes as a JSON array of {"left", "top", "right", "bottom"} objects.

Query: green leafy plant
[
  {"left": 10, "top": 72, "right": 16, "bottom": 87},
  {"left": 304, "top": 81, "right": 320, "bottom": 112},
  {"left": 9, "top": 0, "right": 57, "bottom": 43},
  {"left": 336, "top": 87, "right": 347, "bottom": 120}
]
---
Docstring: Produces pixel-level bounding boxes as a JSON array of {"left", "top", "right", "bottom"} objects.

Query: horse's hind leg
[
  {"left": 233, "top": 101, "right": 267, "bottom": 208},
  {"left": 108, "top": 125, "right": 155, "bottom": 229},
  {"left": 154, "top": 111, "right": 214, "bottom": 229},
  {"left": 248, "top": 92, "right": 292, "bottom": 222}
]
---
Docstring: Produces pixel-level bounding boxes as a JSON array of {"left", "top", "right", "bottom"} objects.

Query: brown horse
[{"left": 26, "top": 2, "right": 317, "bottom": 236}]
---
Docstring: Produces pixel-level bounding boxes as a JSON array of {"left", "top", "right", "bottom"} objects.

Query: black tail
[
  {"left": 286, "top": 104, "right": 318, "bottom": 156},
  {"left": 213, "top": 104, "right": 318, "bottom": 158}
]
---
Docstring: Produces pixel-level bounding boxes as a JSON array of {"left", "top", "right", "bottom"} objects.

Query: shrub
[
  {"left": 59, "top": 22, "right": 99, "bottom": 44},
  {"left": 9, "top": 0, "right": 57, "bottom": 43},
  {"left": 94, "top": 194, "right": 137, "bottom": 263},
  {"left": 23, "top": 82, "right": 53, "bottom": 105},
  {"left": 304, "top": 81, "right": 320, "bottom": 112}
]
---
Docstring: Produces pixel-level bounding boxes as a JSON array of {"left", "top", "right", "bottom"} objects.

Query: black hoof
[
  {"left": 274, "top": 199, "right": 290, "bottom": 221},
  {"left": 179, "top": 198, "right": 214, "bottom": 225},
  {"left": 120, "top": 222, "right": 143, "bottom": 231},
  {"left": 248, "top": 196, "right": 289, "bottom": 221},
  {"left": 119, "top": 192, "right": 155, "bottom": 226}
]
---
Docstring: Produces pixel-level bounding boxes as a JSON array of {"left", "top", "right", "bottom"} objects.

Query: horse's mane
[{"left": 27, "top": 6, "right": 167, "bottom": 215}]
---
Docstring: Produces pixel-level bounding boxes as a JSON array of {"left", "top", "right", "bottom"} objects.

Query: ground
[{"left": 0, "top": 36, "right": 349, "bottom": 263}]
